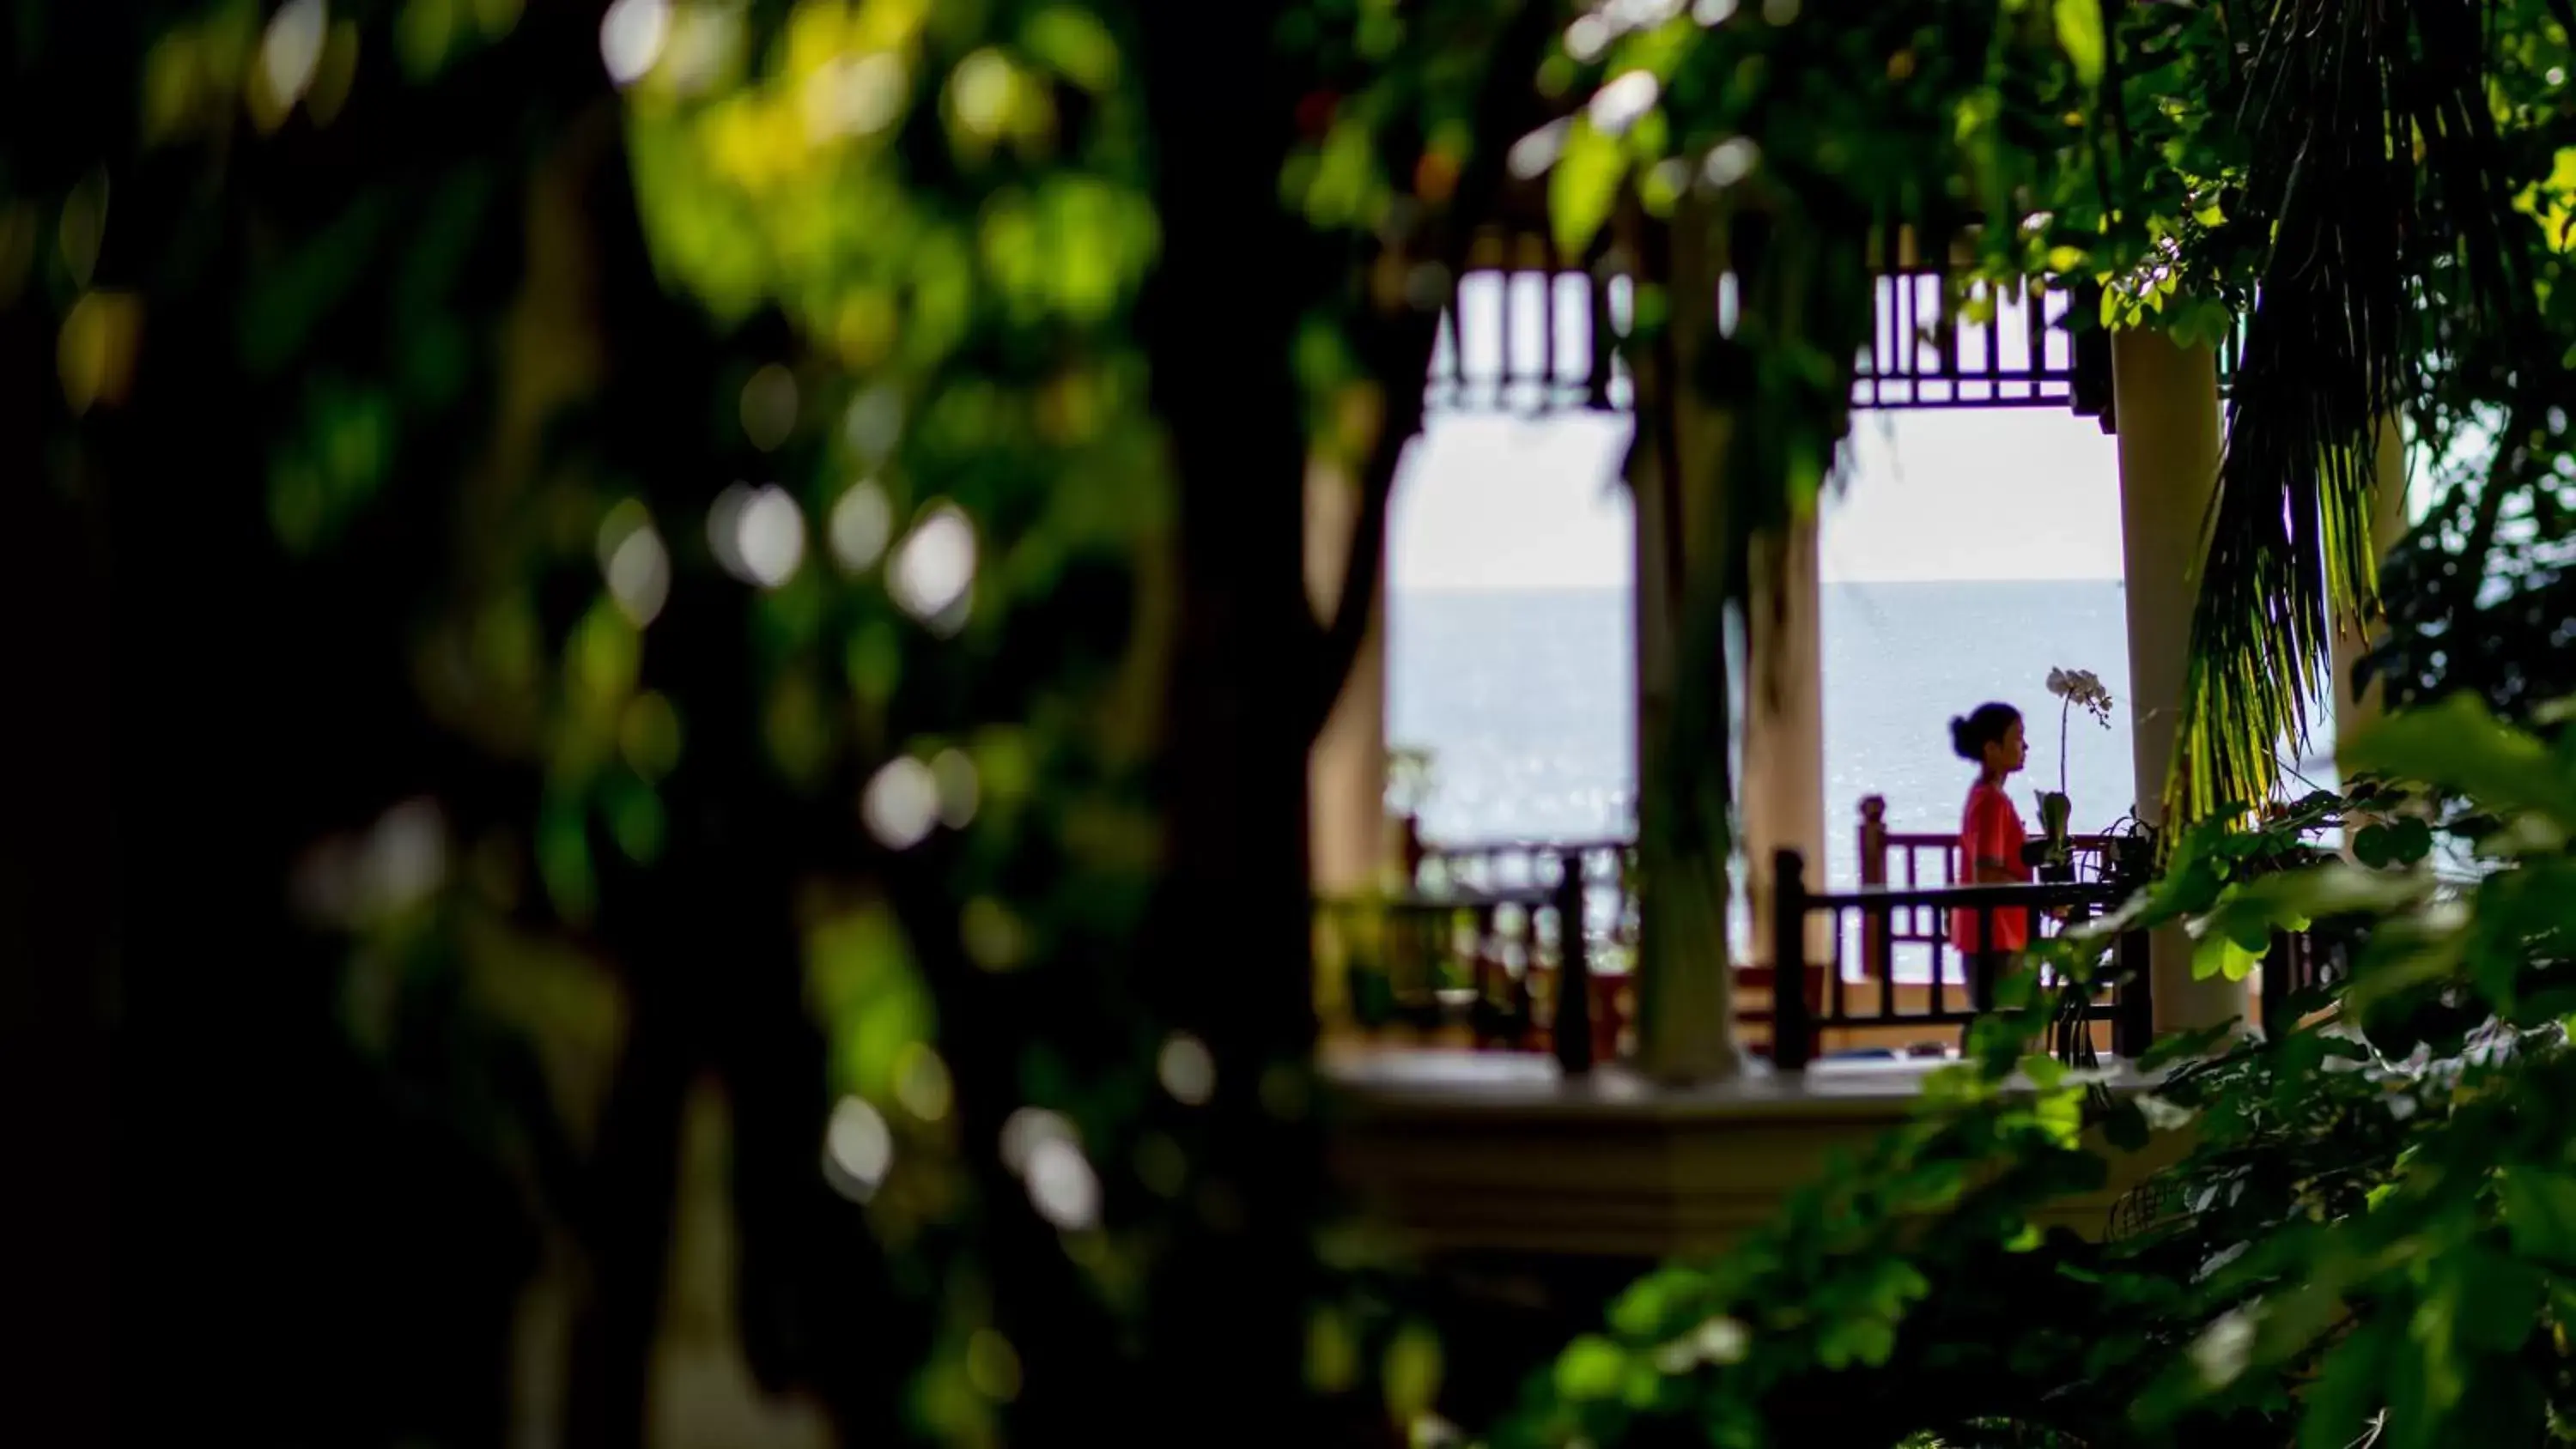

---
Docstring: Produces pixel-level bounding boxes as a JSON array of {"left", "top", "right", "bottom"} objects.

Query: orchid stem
[{"left": 2059, "top": 696, "right": 2072, "bottom": 797}]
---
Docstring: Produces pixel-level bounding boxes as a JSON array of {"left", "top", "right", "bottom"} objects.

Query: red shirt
[{"left": 1950, "top": 779, "right": 2030, "bottom": 955}]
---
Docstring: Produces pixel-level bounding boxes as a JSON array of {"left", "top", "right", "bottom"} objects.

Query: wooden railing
[
  {"left": 1853, "top": 794, "right": 2125, "bottom": 1001},
  {"left": 1858, "top": 793, "right": 2119, "bottom": 885},
  {"left": 1315, "top": 844, "right": 1625, "bottom": 1074},
  {"left": 1323, "top": 804, "right": 2343, "bottom": 1080},
  {"left": 1771, "top": 846, "right": 2154, "bottom": 1070}
]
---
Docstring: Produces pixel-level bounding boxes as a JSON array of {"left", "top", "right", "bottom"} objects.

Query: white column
[
  {"left": 1742, "top": 515, "right": 1828, "bottom": 964},
  {"left": 1305, "top": 456, "right": 1389, "bottom": 899},
  {"left": 2110, "top": 330, "right": 2245, "bottom": 1034},
  {"left": 1631, "top": 197, "right": 1743, "bottom": 1082}
]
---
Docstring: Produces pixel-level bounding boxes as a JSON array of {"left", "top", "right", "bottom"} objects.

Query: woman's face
[{"left": 1987, "top": 717, "right": 2028, "bottom": 774}]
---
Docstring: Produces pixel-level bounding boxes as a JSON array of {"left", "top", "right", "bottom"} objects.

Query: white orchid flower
[{"left": 2042, "top": 664, "right": 2119, "bottom": 799}]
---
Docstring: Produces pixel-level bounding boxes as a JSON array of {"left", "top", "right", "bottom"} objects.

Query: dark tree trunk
[
  {"left": 0, "top": 251, "right": 114, "bottom": 1449},
  {"left": 1133, "top": 1, "right": 1331, "bottom": 1439},
  {"left": 562, "top": 71, "right": 908, "bottom": 1443}
]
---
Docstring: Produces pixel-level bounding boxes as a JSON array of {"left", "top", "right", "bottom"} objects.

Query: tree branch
[
  {"left": 1302, "top": 0, "right": 1565, "bottom": 744},
  {"left": 1303, "top": 311, "right": 1433, "bottom": 744}
]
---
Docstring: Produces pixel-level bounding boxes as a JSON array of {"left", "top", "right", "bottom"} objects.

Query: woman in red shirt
[{"left": 1947, "top": 702, "right": 2032, "bottom": 957}]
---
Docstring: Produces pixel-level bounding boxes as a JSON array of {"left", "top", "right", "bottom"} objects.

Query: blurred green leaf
[
  {"left": 1554, "top": 1335, "right": 1627, "bottom": 1401},
  {"left": 1022, "top": 7, "right": 1121, "bottom": 92},
  {"left": 2500, "top": 1169, "right": 2576, "bottom": 1267},
  {"left": 2298, "top": 1313, "right": 2391, "bottom": 1449},
  {"left": 2053, "top": 0, "right": 2105, "bottom": 85},
  {"left": 2344, "top": 694, "right": 2576, "bottom": 828},
  {"left": 1549, "top": 118, "right": 1623, "bottom": 258},
  {"left": 240, "top": 195, "right": 395, "bottom": 376},
  {"left": 1382, "top": 1320, "right": 1443, "bottom": 1421}
]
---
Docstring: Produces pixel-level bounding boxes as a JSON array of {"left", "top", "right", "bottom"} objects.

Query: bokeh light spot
[
  {"left": 888, "top": 503, "right": 975, "bottom": 626},
  {"left": 931, "top": 748, "right": 978, "bottom": 829},
  {"left": 843, "top": 386, "right": 904, "bottom": 463},
  {"left": 605, "top": 524, "right": 671, "bottom": 627},
  {"left": 730, "top": 484, "right": 806, "bottom": 588},
  {"left": 1025, "top": 1137, "right": 1102, "bottom": 1230},
  {"left": 1704, "top": 136, "right": 1760, "bottom": 188},
  {"left": 1564, "top": 14, "right": 1610, "bottom": 62},
  {"left": 1588, "top": 71, "right": 1661, "bottom": 137},
  {"left": 829, "top": 481, "right": 893, "bottom": 573},
  {"left": 802, "top": 52, "right": 908, "bottom": 141},
  {"left": 598, "top": 0, "right": 668, "bottom": 85},
  {"left": 861, "top": 756, "right": 939, "bottom": 850},
  {"left": 893, "top": 1042, "right": 954, "bottom": 1123},
  {"left": 1157, "top": 1032, "right": 1216, "bottom": 1106},
  {"left": 1506, "top": 118, "right": 1570, "bottom": 180},
  {"left": 707, "top": 482, "right": 752, "bottom": 579},
  {"left": 999, "top": 1106, "right": 1077, "bottom": 1175},
  {"left": 949, "top": 49, "right": 1018, "bottom": 140},
  {"left": 260, "top": 0, "right": 330, "bottom": 107},
  {"left": 823, "top": 1095, "right": 893, "bottom": 1201}
]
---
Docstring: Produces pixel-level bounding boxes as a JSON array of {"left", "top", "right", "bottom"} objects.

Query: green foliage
[
  {"left": 22, "top": 0, "right": 2573, "bottom": 1441},
  {"left": 2360, "top": 0, "right": 2576, "bottom": 742},
  {"left": 2163, "top": 0, "right": 2574, "bottom": 829},
  {"left": 1494, "top": 696, "right": 2576, "bottom": 1447},
  {"left": 13, "top": 0, "right": 1366, "bottom": 1439}
]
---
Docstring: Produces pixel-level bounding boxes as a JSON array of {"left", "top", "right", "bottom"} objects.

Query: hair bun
[{"left": 1950, "top": 702, "right": 2020, "bottom": 763}]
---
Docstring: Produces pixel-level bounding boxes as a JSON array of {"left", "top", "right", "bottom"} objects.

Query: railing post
[
  {"left": 1553, "top": 851, "right": 1594, "bottom": 1076},
  {"left": 1858, "top": 796, "right": 1888, "bottom": 888},
  {"left": 1469, "top": 902, "right": 1506, "bottom": 1048},
  {"left": 2114, "top": 925, "right": 2154, "bottom": 1059},
  {"left": 1772, "top": 848, "right": 1811, "bottom": 1070},
  {"left": 1858, "top": 797, "right": 1888, "bottom": 986},
  {"left": 2260, "top": 927, "right": 2293, "bottom": 1039}
]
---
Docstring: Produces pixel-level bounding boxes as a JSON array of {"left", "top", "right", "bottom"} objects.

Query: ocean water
[{"left": 1387, "top": 581, "right": 2146, "bottom": 889}]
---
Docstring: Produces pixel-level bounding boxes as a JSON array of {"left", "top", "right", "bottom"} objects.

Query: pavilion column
[
  {"left": 2109, "top": 329, "right": 2245, "bottom": 1034},
  {"left": 1305, "top": 456, "right": 1390, "bottom": 900},
  {"left": 1743, "top": 516, "right": 1828, "bottom": 968},
  {"left": 1631, "top": 196, "right": 1744, "bottom": 1082},
  {"left": 2330, "top": 415, "right": 2412, "bottom": 756}
]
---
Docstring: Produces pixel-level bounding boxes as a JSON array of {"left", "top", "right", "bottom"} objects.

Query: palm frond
[{"left": 2171, "top": 0, "right": 2524, "bottom": 826}]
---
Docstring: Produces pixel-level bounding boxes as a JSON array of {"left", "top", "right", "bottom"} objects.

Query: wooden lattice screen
[{"left": 1422, "top": 264, "right": 2118, "bottom": 418}]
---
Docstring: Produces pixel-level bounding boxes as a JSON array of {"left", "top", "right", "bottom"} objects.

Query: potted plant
[{"left": 2037, "top": 666, "right": 2115, "bottom": 882}]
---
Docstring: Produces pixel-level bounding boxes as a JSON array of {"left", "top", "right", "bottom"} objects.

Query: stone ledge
[{"left": 1325, "top": 1049, "right": 2184, "bottom": 1258}]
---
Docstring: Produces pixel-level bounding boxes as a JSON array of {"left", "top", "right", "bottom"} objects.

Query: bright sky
[{"left": 1388, "top": 408, "right": 2129, "bottom": 590}]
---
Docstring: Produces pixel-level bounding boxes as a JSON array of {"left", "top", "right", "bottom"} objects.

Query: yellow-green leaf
[
  {"left": 2054, "top": 0, "right": 2105, "bottom": 85},
  {"left": 1554, "top": 1334, "right": 1627, "bottom": 1401},
  {"left": 1549, "top": 119, "right": 1625, "bottom": 258},
  {"left": 1382, "top": 1321, "right": 1443, "bottom": 1420},
  {"left": 2194, "top": 931, "right": 2261, "bottom": 982}
]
